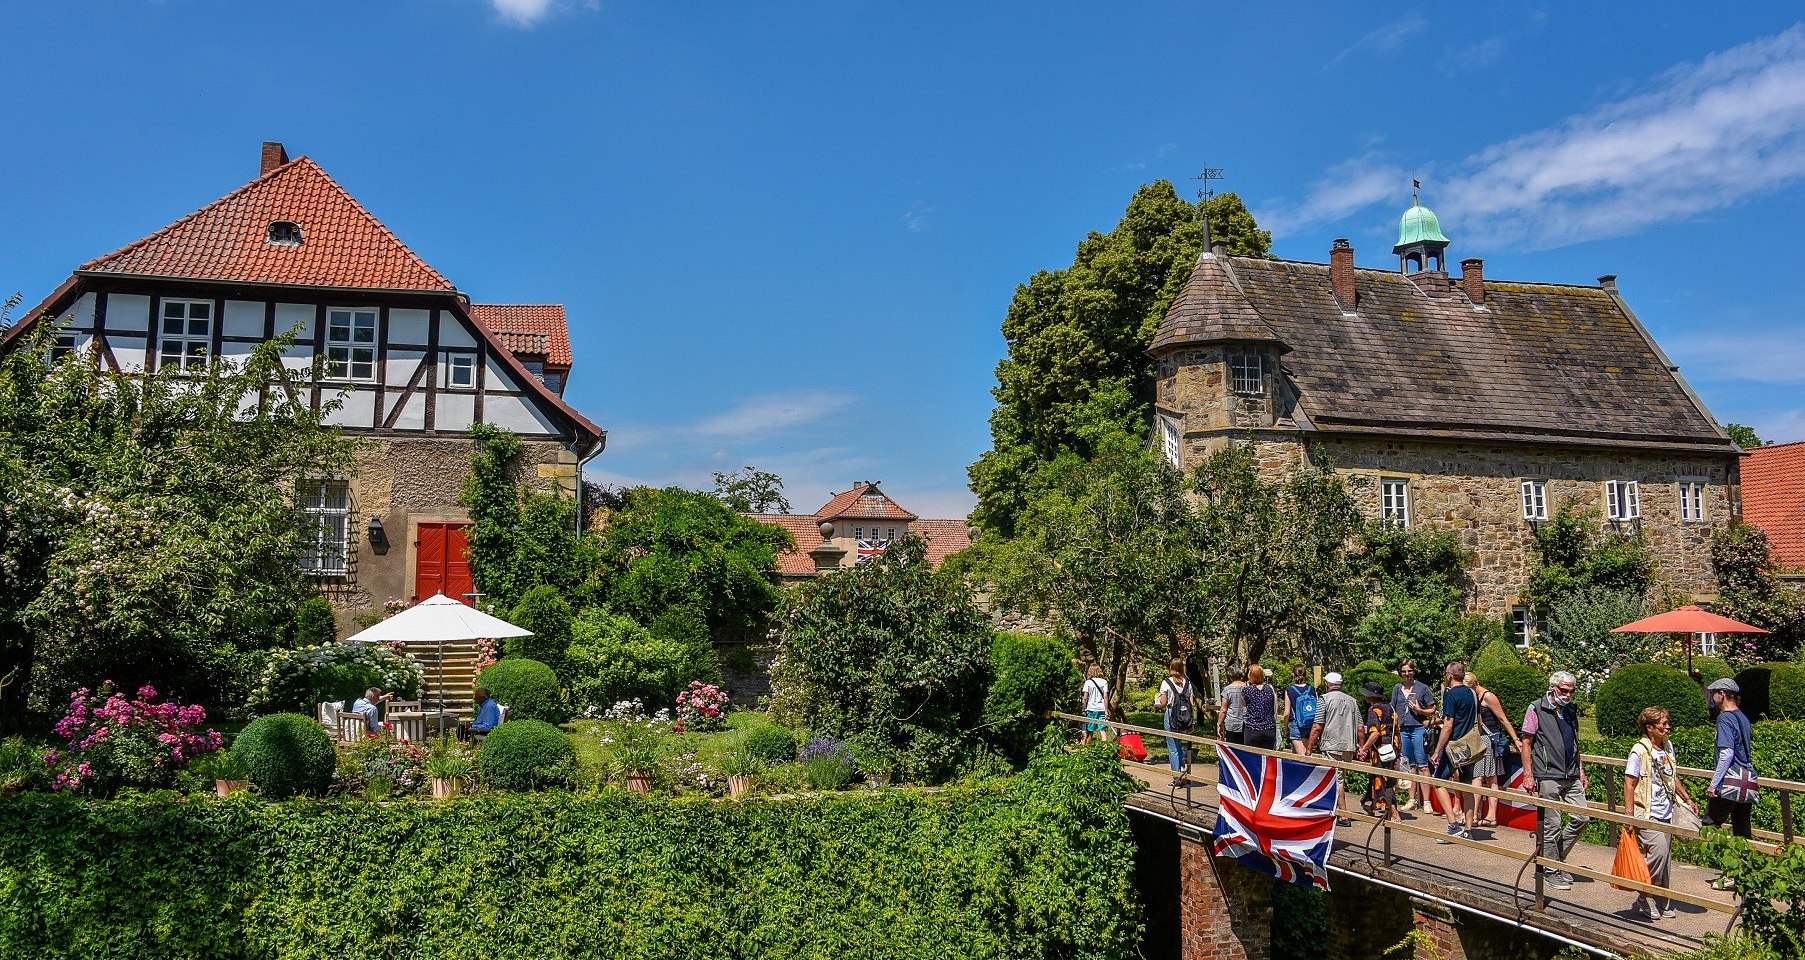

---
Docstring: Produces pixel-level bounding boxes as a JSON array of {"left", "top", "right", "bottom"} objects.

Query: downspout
[{"left": 574, "top": 431, "right": 607, "bottom": 535}]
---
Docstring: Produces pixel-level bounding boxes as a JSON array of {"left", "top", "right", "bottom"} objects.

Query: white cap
[{"left": 1324, "top": 672, "right": 1343, "bottom": 685}]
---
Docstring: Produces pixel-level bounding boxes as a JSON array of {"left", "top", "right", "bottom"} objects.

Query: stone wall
[{"left": 325, "top": 435, "right": 578, "bottom": 631}]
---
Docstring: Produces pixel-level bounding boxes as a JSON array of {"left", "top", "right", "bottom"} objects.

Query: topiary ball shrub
[
  {"left": 1736, "top": 663, "right": 1805, "bottom": 721},
  {"left": 983, "top": 632, "right": 1080, "bottom": 766},
  {"left": 1689, "top": 656, "right": 1734, "bottom": 686},
  {"left": 478, "top": 719, "right": 575, "bottom": 790},
  {"left": 1478, "top": 663, "right": 1546, "bottom": 733},
  {"left": 1594, "top": 663, "right": 1711, "bottom": 737},
  {"left": 232, "top": 713, "right": 336, "bottom": 798},
  {"left": 477, "top": 658, "right": 566, "bottom": 724},
  {"left": 1470, "top": 639, "right": 1524, "bottom": 680},
  {"left": 742, "top": 724, "right": 797, "bottom": 764},
  {"left": 1342, "top": 660, "right": 1401, "bottom": 700},
  {"left": 507, "top": 586, "right": 576, "bottom": 679}
]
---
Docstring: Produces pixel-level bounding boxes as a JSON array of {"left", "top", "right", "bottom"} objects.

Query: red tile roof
[
  {"left": 751, "top": 515, "right": 829, "bottom": 576},
  {"left": 911, "top": 518, "right": 978, "bottom": 567},
  {"left": 469, "top": 304, "right": 573, "bottom": 367},
  {"left": 815, "top": 482, "right": 919, "bottom": 521},
  {"left": 79, "top": 157, "right": 456, "bottom": 292},
  {"left": 1742, "top": 441, "right": 1805, "bottom": 571}
]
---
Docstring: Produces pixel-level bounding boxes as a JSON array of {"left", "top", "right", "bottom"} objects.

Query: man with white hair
[{"left": 1519, "top": 670, "right": 1589, "bottom": 890}]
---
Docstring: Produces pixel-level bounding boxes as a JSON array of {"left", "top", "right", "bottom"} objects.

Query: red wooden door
[{"left": 414, "top": 523, "right": 474, "bottom": 602}]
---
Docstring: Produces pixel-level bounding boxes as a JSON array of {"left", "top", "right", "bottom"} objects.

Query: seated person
[
  {"left": 351, "top": 687, "right": 392, "bottom": 733},
  {"left": 464, "top": 687, "right": 502, "bottom": 740}
]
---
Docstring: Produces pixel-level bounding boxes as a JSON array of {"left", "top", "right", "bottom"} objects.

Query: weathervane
[{"left": 1195, "top": 165, "right": 1224, "bottom": 247}]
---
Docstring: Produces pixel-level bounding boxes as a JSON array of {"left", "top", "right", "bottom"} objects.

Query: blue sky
[{"left": 5, "top": 3, "right": 1804, "bottom": 518}]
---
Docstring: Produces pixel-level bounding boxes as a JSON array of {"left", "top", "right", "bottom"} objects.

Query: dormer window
[
  {"left": 1228, "top": 353, "right": 1265, "bottom": 396},
  {"left": 267, "top": 220, "right": 303, "bottom": 246}
]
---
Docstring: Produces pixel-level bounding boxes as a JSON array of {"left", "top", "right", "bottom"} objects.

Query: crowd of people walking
[{"left": 1086, "top": 655, "right": 1765, "bottom": 924}]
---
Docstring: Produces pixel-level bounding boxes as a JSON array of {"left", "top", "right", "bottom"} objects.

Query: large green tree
[
  {"left": 462, "top": 424, "right": 595, "bottom": 612},
  {"left": 0, "top": 327, "right": 357, "bottom": 711},
  {"left": 711, "top": 466, "right": 790, "bottom": 514},
  {"left": 1712, "top": 521, "right": 1805, "bottom": 661},
  {"left": 969, "top": 182, "right": 1270, "bottom": 535}
]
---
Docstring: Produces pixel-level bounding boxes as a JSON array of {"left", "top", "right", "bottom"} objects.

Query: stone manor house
[
  {"left": 3, "top": 142, "right": 605, "bottom": 627},
  {"left": 1151, "top": 195, "right": 1742, "bottom": 641},
  {"left": 750, "top": 481, "right": 975, "bottom": 579}
]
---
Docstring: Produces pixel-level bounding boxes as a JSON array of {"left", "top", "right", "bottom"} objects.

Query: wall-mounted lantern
[{"left": 367, "top": 516, "right": 390, "bottom": 555}]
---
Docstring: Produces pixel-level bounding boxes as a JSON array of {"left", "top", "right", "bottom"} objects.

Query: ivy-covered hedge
[
  {"left": 1581, "top": 719, "right": 1805, "bottom": 845},
  {"left": 0, "top": 744, "right": 1140, "bottom": 959}
]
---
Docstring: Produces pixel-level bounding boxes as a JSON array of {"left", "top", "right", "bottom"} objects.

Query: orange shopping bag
[{"left": 1610, "top": 827, "right": 1652, "bottom": 891}]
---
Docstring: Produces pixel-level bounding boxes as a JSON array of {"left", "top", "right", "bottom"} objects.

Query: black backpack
[{"left": 1168, "top": 680, "right": 1194, "bottom": 731}]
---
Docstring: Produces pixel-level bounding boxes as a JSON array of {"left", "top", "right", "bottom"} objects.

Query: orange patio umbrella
[{"left": 1612, "top": 605, "right": 1769, "bottom": 674}]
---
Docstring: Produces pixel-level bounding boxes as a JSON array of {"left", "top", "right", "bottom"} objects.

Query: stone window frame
[
  {"left": 1677, "top": 478, "right": 1708, "bottom": 523},
  {"left": 299, "top": 478, "right": 354, "bottom": 577},
  {"left": 1519, "top": 479, "right": 1548, "bottom": 522},
  {"left": 1379, "top": 477, "right": 1411, "bottom": 528},
  {"left": 1227, "top": 353, "right": 1265, "bottom": 396},
  {"left": 1161, "top": 417, "right": 1183, "bottom": 468},
  {"left": 1605, "top": 479, "right": 1641, "bottom": 523}
]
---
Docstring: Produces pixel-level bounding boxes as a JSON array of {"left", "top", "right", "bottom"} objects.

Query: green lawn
[{"left": 566, "top": 710, "right": 788, "bottom": 793}]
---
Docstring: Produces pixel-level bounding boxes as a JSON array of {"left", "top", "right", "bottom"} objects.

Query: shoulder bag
[{"left": 1719, "top": 714, "right": 1762, "bottom": 805}]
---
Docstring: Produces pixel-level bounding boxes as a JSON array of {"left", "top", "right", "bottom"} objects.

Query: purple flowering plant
[
  {"left": 798, "top": 736, "right": 858, "bottom": 790},
  {"left": 45, "top": 682, "right": 222, "bottom": 794}
]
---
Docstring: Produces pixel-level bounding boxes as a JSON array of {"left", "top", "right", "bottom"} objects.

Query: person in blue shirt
[
  {"left": 463, "top": 687, "right": 502, "bottom": 741},
  {"left": 351, "top": 687, "right": 391, "bottom": 734}
]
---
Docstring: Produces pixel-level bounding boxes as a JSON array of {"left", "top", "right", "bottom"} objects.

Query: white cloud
[
  {"left": 1257, "top": 156, "right": 1411, "bottom": 237},
  {"left": 1271, "top": 25, "right": 1805, "bottom": 249},
  {"left": 489, "top": 0, "right": 556, "bottom": 27},
  {"left": 903, "top": 203, "right": 940, "bottom": 234},
  {"left": 1746, "top": 408, "right": 1805, "bottom": 445},
  {"left": 605, "top": 390, "right": 855, "bottom": 454},
  {"left": 1324, "top": 14, "right": 1429, "bottom": 71},
  {"left": 1669, "top": 331, "right": 1805, "bottom": 386}
]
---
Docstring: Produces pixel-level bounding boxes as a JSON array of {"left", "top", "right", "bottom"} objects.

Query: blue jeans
[
  {"left": 1399, "top": 726, "right": 1428, "bottom": 768},
  {"left": 1165, "top": 721, "right": 1188, "bottom": 772}
]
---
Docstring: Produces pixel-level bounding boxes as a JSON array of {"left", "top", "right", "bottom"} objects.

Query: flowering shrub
[
  {"left": 581, "top": 699, "right": 672, "bottom": 724},
  {"left": 799, "top": 736, "right": 858, "bottom": 791},
  {"left": 381, "top": 598, "right": 412, "bottom": 620},
  {"left": 674, "top": 681, "right": 728, "bottom": 732},
  {"left": 334, "top": 735, "right": 428, "bottom": 797},
  {"left": 474, "top": 637, "right": 499, "bottom": 672},
  {"left": 249, "top": 641, "right": 423, "bottom": 711},
  {"left": 44, "top": 683, "right": 221, "bottom": 794}
]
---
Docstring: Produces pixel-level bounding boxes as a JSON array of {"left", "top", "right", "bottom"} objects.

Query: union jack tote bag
[{"left": 1720, "top": 764, "right": 1761, "bottom": 805}]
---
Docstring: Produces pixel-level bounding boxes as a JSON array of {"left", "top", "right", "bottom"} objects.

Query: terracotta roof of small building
[
  {"left": 1155, "top": 254, "right": 1735, "bottom": 451},
  {"left": 750, "top": 515, "right": 829, "bottom": 576},
  {"left": 469, "top": 304, "right": 573, "bottom": 367},
  {"left": 815, "top": 482, "right": 919, "bottom": 521},
  {"left": 912, "top": 518, "right": 978, "bottom": 566},
  {"left": 1742, "top": 441, "right": 1805, "bottom": 571},
  {"left": 77, "top": 157, "right": 456, "bottom": 292}
]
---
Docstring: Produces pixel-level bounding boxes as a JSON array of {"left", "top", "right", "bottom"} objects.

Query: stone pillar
[{"left": 1177, "top": 829, "right": 1272, "bottom": 960}]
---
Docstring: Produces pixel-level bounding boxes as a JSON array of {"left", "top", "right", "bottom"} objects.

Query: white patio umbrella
[{"left": 344, "top": 593, "right": 532, "bottom": 722}]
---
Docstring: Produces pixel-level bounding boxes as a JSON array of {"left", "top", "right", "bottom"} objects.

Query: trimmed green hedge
[
  {"left": 1477, "top": 663, "right": 1545, "bottom": 733},
  {"left": 1735, "top": 663, "right": 1805, "bottom": 722},
  {"left": 477, "top": 658, "right": 566, "bottom": 724},
  {"left": 1594, "top": 663, "right": 1709, "bottom": 737},
  {"left": 231, "top": 713, "right": 335, "bottom": 798},
  {"left": 478, "top": 719, "right": 575, "bottom": 790},
  {"left": 983, "top": 632, "right": 1079, "bottom": 765},
  {"left": 1581, "top": 719, "right": 1805, "bottom": 845},
  {"left": 0, "top": 745, "right": 1140, "bottom": 960}
]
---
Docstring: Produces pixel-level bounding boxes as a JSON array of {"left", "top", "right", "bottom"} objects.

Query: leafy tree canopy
[
  {"left": 1727, "top": 423, "right": 1769, "bottom": 449},
  {"left": 0, "top": 324, "right": 357, "bottom": 711},
  {"left": 1520, "top": 502, "right": 1657, "bottom": 612},
  {"left": 590, "top": 486, "right": 791, "bottom": 642},
  {"left": 711, "top": 466, "right": 790, "bottom": 514},
  {"left": 462, "top": 424, "right": 595, "bottom": 612},
  {"left": 1713, "top": 521, "right": 1805, "bottom": 661},
  {"left": 969, "top": 182, "right": 1271, "bottom": 536}
]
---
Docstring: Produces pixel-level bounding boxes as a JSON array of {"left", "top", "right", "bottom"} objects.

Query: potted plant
[
  {"left": 863, "top": 755, "right": 894, "bottom": 789},
  {"left": 204, "top": 751, "right": 250, "bottom": 797},
  {"left": 615, "top": 722, "right": 662, "bottom": 794},
  {"left": 425, "top": 739, "right": 474, "bottom": 799},
  {"left": 722, "top": 743, "right": 763, "bottom": 798}
]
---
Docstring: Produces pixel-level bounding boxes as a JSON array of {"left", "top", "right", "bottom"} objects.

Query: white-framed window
[
  {"left": 1510, "top": 606, "right": 1546, "bottom": 650},
  {"left": 1698, "top": 633, "right": 1719, "bottom": 657},
  {"left": 885, "top": 527, "right": 896, "bottom": 542},
  {"left": 1228, "top": 353, "right": 1265, "bottom": 395},
  {"left": 299, "top": 479, "right": 351, "bottom": 575},
  {"left": 49, "top": 331, "right": 80, "bottom": 364},
  {"left": 445, "top": 353, "right": 477, "bottom": 389},
  {"left": 1520, "top": 480, "right": 1548, "bottom": 521},
  {"left": 326, "top": 308, "right": 377, "bottom": 381},
  {"left": 1679, "top": 480, "right": 1708, "bottom": 523},
  {"left": 1606, "top": 479, "right": 1641, "bottom": 522},
  {"left": 1161, "top": 418, "right": 1182, "bottom": 468},
  {"left": 1380, "top": 478, "right": 1411, "bottom": 527},
  {"left": 159, "top": 299, "right": 213, "bottom": 372},
  {"left": 854, "top": 527, "right": 863, "bottom": 541}
]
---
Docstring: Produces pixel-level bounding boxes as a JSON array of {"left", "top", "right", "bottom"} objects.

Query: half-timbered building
[{"left": 3, "top": 142, "right": 605, "bottom": 625}]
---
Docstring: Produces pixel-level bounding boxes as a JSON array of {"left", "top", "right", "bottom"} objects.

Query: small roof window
[{"left": 267, "top": 220, "right": 303, "bottom": 246}]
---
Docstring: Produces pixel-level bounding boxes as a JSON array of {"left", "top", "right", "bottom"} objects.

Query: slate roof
[
  {"left": 1150, "top": 253, "right": 1288, "bottom": 354},
  {"left": 815, "top": 482, "right": 919, "bottom": 522},
  {"left": 1156, "top": 255, "right": 1735, "bottom": 451},
  {"left": 1741, "top": 441, "right": 1805, "bottom": 571},
  {"left": 76, "top": 157, "right": 456, "bottom": 292},
  {"left": 469, "top": 304, "right": 573, "bottom": 367}
]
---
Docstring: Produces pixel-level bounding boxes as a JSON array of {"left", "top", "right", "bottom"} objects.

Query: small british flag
[
  {"left": 855, "top": 539, "right": 888, "bottom": 564},
  {"left": 1212, "top": 745, "right": 1339, "bottom": 890}
]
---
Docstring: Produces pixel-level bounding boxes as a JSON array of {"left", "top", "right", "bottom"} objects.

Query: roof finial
[
  {"left": 1412, "top": 178, "right": 1422, "bottom": 205},
  {"left": 1194, "top": 164, "right": 1224, "bottom": 252}
]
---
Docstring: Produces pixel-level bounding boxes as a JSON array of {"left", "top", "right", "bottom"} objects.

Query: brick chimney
[
  {"left": 1460, "top": 258, "right": 1485, "bottom": 306},
  {"left": 1598, "top": 274, "right": 1619, "bottom": 293},
  {"left": 260, "top": 141, "right": 289, "bottom": 177},
  {"left": 1330, "top": 239, "right": 1356, "bottom": 311}
]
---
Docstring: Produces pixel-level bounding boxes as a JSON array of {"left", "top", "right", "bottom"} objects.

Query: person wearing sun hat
[{"left": 1357, "top": 680, "right": 1400, "bottom": 820}]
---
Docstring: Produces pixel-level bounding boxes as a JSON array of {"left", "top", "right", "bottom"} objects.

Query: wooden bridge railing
[{"left": 1051, "top": 711, "right": 1803, "bottom": 930}]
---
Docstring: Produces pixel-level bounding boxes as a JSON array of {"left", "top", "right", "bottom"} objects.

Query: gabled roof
[
  {"left": 814, "top": 482, "right": 919, "bottom": 521},
  {"left": 1168, "top": 255, "right": 1735, "bottom": 451},
  {"left": 1151, "top": 253, "right": 1289, "bottom": 354},
  {"left": 470, "top": 304, "right": 573, "bottom": 366},
  {"left": 77, "top": 157, "right": 456, "bottom": 292},
  {"left": 749, "top": 515, "right": 828, "bottom": 576},
  {"left": 1741, "top": 441, "right": 1805, "bottom": 571}
]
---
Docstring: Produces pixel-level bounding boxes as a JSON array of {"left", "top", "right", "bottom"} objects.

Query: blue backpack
[{"left": 1291, "top": 684, "right": 1320, "bottom": 731}]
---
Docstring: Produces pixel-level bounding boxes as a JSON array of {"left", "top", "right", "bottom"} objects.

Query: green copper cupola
[{"left": 1393, "top": 191, "right": 1450, "bottom": 274}]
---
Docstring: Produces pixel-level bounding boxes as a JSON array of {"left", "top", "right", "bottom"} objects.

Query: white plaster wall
[
  {"left": 437, "top": 392, "right": 475, "bottom": 431},
  {"left": 224, "top": 300, "right": 264, "bottom": 338},
  {"left": 388, "top": 389, "right": 425, "bottom": 430},
  {"left": 105, "top": 294, "right": 149, "bottom": 332},
  {"left": 390, "top": 308, "right": 430, "bottom": 346},
  {"left": 107, "top": 338, "right": 146, "bottom": 371},
  {"left": 274, "top": 302, "right": 315, "bottom": 341},
  {"left": 483, "top": 393, "right": 557, "bottom": 435},
  {"left": 386, "top": 350, "right": 424, "bottom": 387},
  {"left": 439, "top": 315, "right": 477, "bottom": 349},
  {"left": 323, "top": 388, "right": 376, "bottom": 428}
]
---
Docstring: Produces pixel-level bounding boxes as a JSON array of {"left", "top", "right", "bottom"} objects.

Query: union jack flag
[
  {"left": 855, "top": 539, "right": 888, "bottom": 564},
  {"left": 1211, "top": 745, "right": 1339, "bottom": 890}
]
